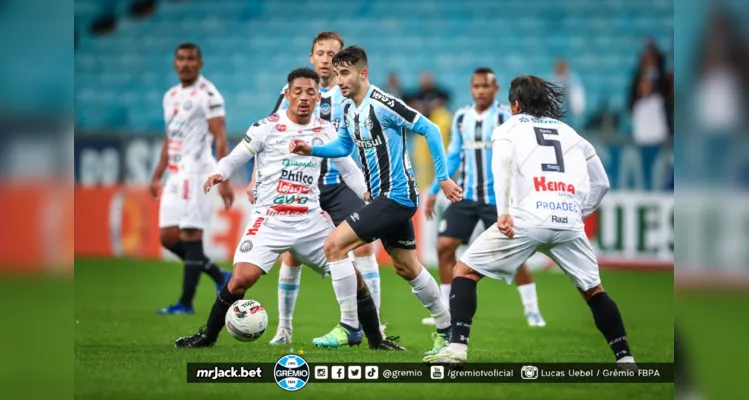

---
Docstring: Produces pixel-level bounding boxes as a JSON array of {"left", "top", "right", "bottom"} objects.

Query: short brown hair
[{"left": 310, "top": 31, "right": 344, "bottom": 53}]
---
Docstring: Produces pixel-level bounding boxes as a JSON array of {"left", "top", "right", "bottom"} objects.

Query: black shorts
[
  {"left": 347, "top": 197, "right": 417, "bottom": 253},
  {"left": 319, "top": 183, "right": 366, "bottom": 226},
  {"left": 439, "top": 200, "right": 497, "bottom": 244}
]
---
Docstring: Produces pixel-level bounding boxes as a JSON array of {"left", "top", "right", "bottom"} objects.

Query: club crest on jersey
[
  {"left": 311, "top": 137, "right": 324, "bottom": 146},
  {"left": 320, "top": 102, "right": 331, "bottom": 116},
  {"left": 183, "top": 100, "right": 193, "bottom": 111},
  {"left": 267, "top": 113, "right": 280, "bottom": 123},
  {"left": 276, "top": 124, "right": 287, "bottom": 132},
  {"left": 363, "top": 118, "right": 373, "bottom": 130}
]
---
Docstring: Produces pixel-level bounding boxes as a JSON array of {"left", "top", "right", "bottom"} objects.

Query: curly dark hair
[{"left": 508, "top": 75, "right": 566, "bottom": 120}]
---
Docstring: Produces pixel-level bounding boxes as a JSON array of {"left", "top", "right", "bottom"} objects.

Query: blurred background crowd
[{"left": 74, "top": 0, "right": 674, "bottom": 193}]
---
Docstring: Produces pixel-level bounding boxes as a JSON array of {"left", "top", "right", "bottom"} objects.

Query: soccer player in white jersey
[
  {"left": 423, "top": 67, "right": 547, "bottom": 328},
  {"left": 424, "top": 75, "right": 636, "bottom": 368},
  {"left": 246, "top": 32, "right": 385, "bottom": 345},
  {"left": 151, "top": 43, "right": 234, "bottom": 315},
  {"left": 175, "top": 68, "right": 401, "bottom": 350}
]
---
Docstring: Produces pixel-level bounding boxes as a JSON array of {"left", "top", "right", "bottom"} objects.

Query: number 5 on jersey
[{"left": 534, "top": 127, "right": 565, "bottom": 173}]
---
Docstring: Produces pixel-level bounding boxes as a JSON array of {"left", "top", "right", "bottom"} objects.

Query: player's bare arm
[
  {"left": 245, "top": 163, "right": 257, "bottom": 203},
  {"left": 150, "top": 137, "right": 169, "bottom": 199},
  {"left": 426, "top": 109, "right": 465, "bottom": 219},
  {"left": 208, "top": 116, "right": 234, "bottom": 209}
]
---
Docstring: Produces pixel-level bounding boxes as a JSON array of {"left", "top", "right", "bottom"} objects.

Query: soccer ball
[{"left": 225, "top": 299, "right": 268, "bottom": 342}]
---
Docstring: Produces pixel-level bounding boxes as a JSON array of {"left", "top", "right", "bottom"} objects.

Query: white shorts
[
  {"left": 460, "top": 225, "right": 601, "bottom": 291},
  {"left": 233, "top": 210, "right": 335, "bottom": 276},
  {"left": 158, "top": 171, "right": 214, "bottom": 230}
]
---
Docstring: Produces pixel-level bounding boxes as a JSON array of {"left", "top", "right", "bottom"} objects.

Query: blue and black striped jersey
[
  {"left": 311, "top": 85, "right": 449, "bottom": 208},
  {"left": 429, "top": 101, "right": 512, "bottom": 204}
]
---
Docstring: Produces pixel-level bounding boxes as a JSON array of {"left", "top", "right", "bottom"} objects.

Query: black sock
[
  {"left": 449, "top": 277, "right": 477, "bottom": 345},
  {"left": 165, "top": 241, "right": 187, "bottom": 260},
  {"left": 357, "top": 285, "right": 383, "bottom": 345},
  {"left": 202, "top": 258, "right": 226, "bottom": 285},
  {"left": 205, "top": 286, "right": 244, "bottom": 341},
  {"left": 178, "top": 241, "right": 205, "bottom": 308},
  {"left": 587, "top": 292, "right": 631, "bottom": 360}
]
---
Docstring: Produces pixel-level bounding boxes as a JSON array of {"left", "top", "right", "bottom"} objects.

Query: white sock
[
  {"left": 277, "top": 263, "right": 301, "bottom": 331},
  {"left": 328, "top": 258, "right": 360, "bottom": 329},
  {"left": 517, "top": 283, "right": 539, "bottom": 314},
  {"left": 355, "top": 254, "right": 381, "bottom": 314},
  {"left": 440, "top": 284, "right": 452, "bottom": 311},
  {"left": 409, "top": 265, "right": 451, "bottom": 330}
]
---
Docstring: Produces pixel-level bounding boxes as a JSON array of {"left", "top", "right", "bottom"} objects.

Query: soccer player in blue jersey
[
  {"left": 246, "top": 33, "right": 398, "bottom": 350},
  {"left": 290, "top": 46, "right": 463, "bottom": 353},
  {"left": 423, "top": 68, "right": 547, "bottom": 328}
]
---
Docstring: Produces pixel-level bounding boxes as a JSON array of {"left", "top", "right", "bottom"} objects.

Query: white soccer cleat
[
  {"left": 526, "top": 312, "right": 547, "bottom": 327},
  {"left": 423, "top": 345, "right": 467, "bottom": 364},
  {"left": 421, "top": 317, "right": 436, "bottom": 325},
  {"left": 269, "top": 328, "right": 292, "bottom": 345},
  {"left": 616, "top": 356, "right": 638, "bottom": 371}
]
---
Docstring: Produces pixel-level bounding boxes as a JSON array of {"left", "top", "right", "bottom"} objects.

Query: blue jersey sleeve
[
  {"left": 429, "top": 111, "right": 463, "bottom": 195},
  {"left": 408, "top": 116, "right": 449, "bottom": 181},
  {"left": 310, "top": 123, "right": 355, "bottom": 158}
]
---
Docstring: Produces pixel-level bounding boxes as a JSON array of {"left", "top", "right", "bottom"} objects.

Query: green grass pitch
[{"left": 74, "top": 258, "right": 673, "bottom": 399}]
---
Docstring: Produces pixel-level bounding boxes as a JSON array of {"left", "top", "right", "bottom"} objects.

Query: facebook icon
[{"left": 331, "top": 366, "right": 345, "bottom": 380}]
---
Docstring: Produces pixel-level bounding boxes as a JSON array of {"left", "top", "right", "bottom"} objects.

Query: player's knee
[
  {"left": 159, "top": 229, "right": 179, "bottom": 248},
  {"left": 229, "top": 263, "right": 263, "bottom": 292},
  {"left": 437, "top": 239, "right": 458, "bottom": 262},
  {"left": 580, "top": 284, "right": 605, "bottom": 301},
  {"left": 180, "top": 228, "right": 203, "bottom": 242},
  {"left": 323, "top": 236, "right": 347, "bottom": 261},
  {"left": 280, "top": 252, "right": 302, "bottom": 267},
  {"left": 352, "top": 243, "right": 374, "bottom": 257},
  {"left": 453, "top": 262, "right": 481, "bottom": 281}
]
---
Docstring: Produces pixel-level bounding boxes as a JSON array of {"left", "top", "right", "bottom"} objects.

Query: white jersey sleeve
[
  {"left": 493, "top": 114, "right": 598, "bottom": 231},
  {"left": 215, "top": 123, "right": 267, "bottom": 179},
  {"left": 581, "top": 140, "right": 610, "bottom": 218}
]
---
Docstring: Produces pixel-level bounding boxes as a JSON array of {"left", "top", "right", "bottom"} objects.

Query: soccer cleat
[
  {"left": 269, "top": 328, "right": 292, "bottom": 345},
  {"left": 423, "top": 345, "right": 467, "bottom": 364},
  {"left": 370, "top": 335, "right": 406, "bottom": 351},
  {"left": 526, "top": 312, "right": 547, "bottom": 327},
  {"left": 216, "top": 270, "right": 232, "bottom": 293},
  {"left": 156, "top": 302, "right": 194, "bottom": 315},
  {"left": 616, "top": 356, "right": 639, "bottom": 371},
  {"left": 424, "top": 330, "right": 451, "bottom": 356},
  {"left": 175, "top": 325, "right": 216, "bottom": 349},
  {"left": 312, "top": 324, "right": 363, "bottom": 349},
  {"left": 421, "top": 317, "right": 436, "bottom": 325}
]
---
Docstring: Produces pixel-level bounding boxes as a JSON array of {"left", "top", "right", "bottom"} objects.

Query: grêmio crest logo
[
  {"left": 274, "top": 355, "right": 309, "bottom": 391},
  {"left": 283, "top": 159, "right": 317, "bottom": 168}
]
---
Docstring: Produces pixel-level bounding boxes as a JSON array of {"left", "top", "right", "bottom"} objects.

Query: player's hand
[
  {"left": 288, "top": 139, "right": 312, "bottom": 155},
  {"left": 439, "top": 179, "right": 463, "bottom": 203},
  {"left": 497, "top": 215, "right": 515, "bottom": 238},
  {"left": 246, "top": 182, "right": 256, "bottom": 204},
  {"left": 424, "top": 194, "right": 438, "bottom": 220},
  {"left": 204, "top": 174, "right": 224, "bottom": 194},
  {"left": 149, "top": 179, "right": 163, "bottom": 199},
  {"left": 363, "top": 191, "right": 372, "bottom": 202},
  {"left": 218, "top": 181, "right": 234, "bottom": 209}
]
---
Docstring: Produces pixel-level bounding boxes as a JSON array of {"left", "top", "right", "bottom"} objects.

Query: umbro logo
[{"left": 350, "top": 213, "right": 360, "bottom": 222}]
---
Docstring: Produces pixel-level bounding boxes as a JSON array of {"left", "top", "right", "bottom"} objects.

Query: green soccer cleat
[
  {"left": 312, "top": 323, "right": 363, "bottom": 349},
  {"left": 424, "top": 330, "right": 451, "bottom": 356}
]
